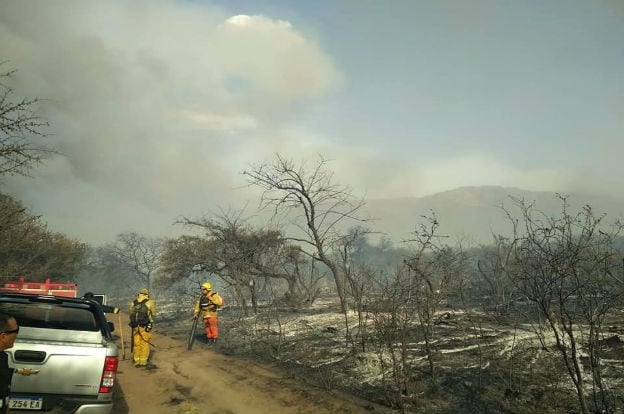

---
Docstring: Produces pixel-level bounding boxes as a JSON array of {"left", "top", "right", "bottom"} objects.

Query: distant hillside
[{"left": 364, "top": 186, "right": 624, "bottom": 246}]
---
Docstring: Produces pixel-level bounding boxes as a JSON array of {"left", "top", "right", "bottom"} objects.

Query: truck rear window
[{"left": 0, "top": 302, "right": 98, "bottom": 332}]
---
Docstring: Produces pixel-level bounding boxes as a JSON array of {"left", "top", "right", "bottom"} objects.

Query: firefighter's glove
[
  {"left": 113, "top": 307, "right": 120, "bottom": 314},
  {"left": 193, "top": 315, "right": 198, "bottom": 321},
  {"left": 145, "top": 323, "right": 153, "bottom": 332}
]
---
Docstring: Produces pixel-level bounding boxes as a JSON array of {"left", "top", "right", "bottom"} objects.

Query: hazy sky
[{"left": 1, "top": 0, "right": 622, "bottom": 245}]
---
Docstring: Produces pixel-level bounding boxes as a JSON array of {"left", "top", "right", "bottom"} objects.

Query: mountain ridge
[{"left": 364, "top": 186, "right": 624, "bottom": 245}]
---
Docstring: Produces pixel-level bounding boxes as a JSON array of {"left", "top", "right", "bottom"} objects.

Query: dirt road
[{"left": 111, "top": 313, "right": 380, "bottom": 414}]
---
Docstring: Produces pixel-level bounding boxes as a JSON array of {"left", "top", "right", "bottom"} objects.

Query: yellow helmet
[
  {"left": 201, "top": 282, "right": 212, "bottom": 291},
  {"left": 139, "top": 288, "right": 149, "bottom": 295}
]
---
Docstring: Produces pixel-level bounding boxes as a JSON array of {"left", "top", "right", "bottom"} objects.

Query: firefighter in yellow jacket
[
  {"left": 193, "top": 282, "right": 223, "bottom": 343},
  {"left": 129, "top": 288, "right": 156, "bottom": 367}
]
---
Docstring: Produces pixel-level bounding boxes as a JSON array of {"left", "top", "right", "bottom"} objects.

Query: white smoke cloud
[{"left": 0, "top": 0, "right": 340, "bottom": 243}]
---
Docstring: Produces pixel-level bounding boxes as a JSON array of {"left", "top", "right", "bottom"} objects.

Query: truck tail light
[{"left": 99, "top": 356, "right": 118, "bottom": 393}]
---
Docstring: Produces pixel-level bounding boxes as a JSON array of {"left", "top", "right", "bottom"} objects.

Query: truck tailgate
[{"left": 10, "top": 342, "right": 109, "bottom": 395}]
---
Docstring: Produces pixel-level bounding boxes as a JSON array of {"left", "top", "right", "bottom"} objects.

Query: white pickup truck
[{"left": 0, "top": 293, "right": 119, "bottom": 413}]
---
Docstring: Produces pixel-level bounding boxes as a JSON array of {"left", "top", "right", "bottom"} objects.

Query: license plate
[{"left": 9, "top": 397, "right": 43, "bottom": 410}]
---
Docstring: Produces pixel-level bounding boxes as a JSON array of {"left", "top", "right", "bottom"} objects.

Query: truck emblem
[{"left": 16, "top": 368, "right": 40, "bottom": 376}]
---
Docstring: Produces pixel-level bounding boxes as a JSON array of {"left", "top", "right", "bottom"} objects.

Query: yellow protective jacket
[
  {"left": 128, "top": 293, "right": 156, "bottom": 327},
  {"left": 193, "top": 291, "right": 223, "bottom": 318}
]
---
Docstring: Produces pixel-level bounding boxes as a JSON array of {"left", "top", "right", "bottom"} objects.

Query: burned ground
[{"left": 146, "top": 296, "right": 624, "bottom": 414}]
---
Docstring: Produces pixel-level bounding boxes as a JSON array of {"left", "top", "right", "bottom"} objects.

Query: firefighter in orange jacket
[
  {"left": 129, "top": 288, "right": 156, "bottom": 367},
  {"left": 193, "top": 282, "right": 223, "bottom": 343}
]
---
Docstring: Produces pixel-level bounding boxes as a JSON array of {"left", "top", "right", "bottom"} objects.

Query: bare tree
[
  {"left": 336, "top": 226, "right": 376, "bottom": 351},
  {"left": 403, "top": 213, "right": 466, "bottom": 383},
  {"left": 280, "top": 244, "right": 324, "bottom": 307},
  {"left": 474, "top": 235, "right": 518, "bottom": 317},
  {"left": 243, "top": 154, "right": 369, "bottom": 342},
  {"left": 368, "top": 264, "right": 419, "bottom": 410},
  {"left": 107, "top": 232, "right": 164, "bottom": 294},
  {"left": 503, "top": 195, "right": 624, "bottom": 414},
  {"left": 0, "top": 64, "right": 55, "bottom": 176}
]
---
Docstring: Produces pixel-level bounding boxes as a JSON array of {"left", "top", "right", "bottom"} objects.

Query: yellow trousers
[{"left": 132, "top": 326, "right": 152, "bottom": 366}]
